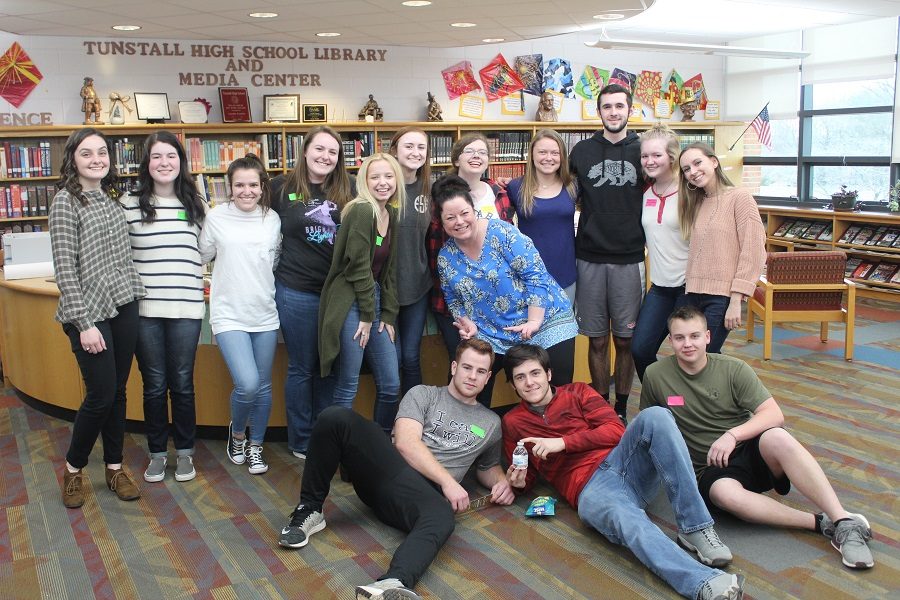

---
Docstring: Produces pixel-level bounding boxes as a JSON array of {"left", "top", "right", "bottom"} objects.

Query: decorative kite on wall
[
  {"left": 543, "top": 58, "right": 575, "bottom": 98},
  {"left": 514, "top": 54, "right": 544, "bottom": 97},
  {"left": 609, "top": 68, "right": 637, "bottom": 93},
  {"left": 575, "top": 65, "right": 609, "bottom": 100},
  {"left": 634, "top": 70, "right": 663, "bottom": 106},
  {"left": 683, "top": 73, "right": 708, "bottom": 109},
  {"left": 441, "top": 61, "right": 481, "bottom": 100},
  {"left": 479, "top": 54, "right": 525, "bottom": 102},
  {"left": 663, "top": 69, "right": 684, "bottom": 110},
  {"left": 0, "top": 42, "right": 43, "bottom": 108}
]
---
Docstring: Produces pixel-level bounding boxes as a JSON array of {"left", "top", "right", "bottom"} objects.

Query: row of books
[
  {"left": 486, "top": 132, "right": 531, "bottom": 161},
  {"left": 487, "top": 164, "right": 526, "bottom": 180},
  {"left": 845, "top": 258, "right": 900, "bottom": 284},
  {"left": 559, "top": 132, "right": 592, "bottom": 150},
  {"left": 1, "top": 222, "right": 45, "bottom": 242},
  {"left": 837, "top": 224, "right": 900, "bottom": 249},
  {"left": 429, "top": 134, "right": 454, "bottom": 164},
  {"left": 772, "top": 219, "right": 833, "bottom": 242},
  {"left": 0, "top": 183, "right": 53, "bottom": 218},
  {"left": 677, "top": 133, "right": 715, "bottom": 150},
  {"left": 111, "top": 138, "right": 143, "bottom": 175},
  {"left": 0, "top": 141, "right": 53, "bottom": 179},
  {"left": 184, "top": 138, "right": 265, "bottom": 172},
  {"left": 194, "top": 174, "right": 229, "bottom": 206}
]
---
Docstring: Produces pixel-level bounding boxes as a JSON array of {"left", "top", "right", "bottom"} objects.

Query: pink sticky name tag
[
  {"left": 667, "top": 395, "right": 684, "bottom": 406},
  {"left": 645, "top": 198, "right": 658, "bottom": 207}
]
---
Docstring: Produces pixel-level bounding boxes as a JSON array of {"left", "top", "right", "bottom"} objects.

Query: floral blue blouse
[{"left": 438, "top": 219, "right": 577, "bottom": 354}]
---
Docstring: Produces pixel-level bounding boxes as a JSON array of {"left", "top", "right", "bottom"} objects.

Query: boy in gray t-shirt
[{"left": 278, "top": 339, "right": 514, "bottom": 600}]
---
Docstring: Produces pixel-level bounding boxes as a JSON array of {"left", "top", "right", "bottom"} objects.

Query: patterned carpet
[{"left": 0, "top": 299, "right": 897, "bottom": 600}]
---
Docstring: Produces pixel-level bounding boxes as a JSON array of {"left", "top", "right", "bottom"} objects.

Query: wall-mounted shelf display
[{"left": 758, "top": 206, "right": 900, "bottom": 301}]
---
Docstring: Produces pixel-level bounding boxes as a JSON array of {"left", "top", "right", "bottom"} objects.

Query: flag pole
[{"left": 729, "top": 101, "right": 770, "bottom": 151}]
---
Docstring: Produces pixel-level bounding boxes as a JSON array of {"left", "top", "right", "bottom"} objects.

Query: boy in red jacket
[{"left": 501, "top": 343, "right": 742, "bottom": 600}]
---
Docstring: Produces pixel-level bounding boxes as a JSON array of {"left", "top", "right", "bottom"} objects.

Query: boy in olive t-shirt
[{"left": 639, "top": 305, "right": 875, "bottom": 570}]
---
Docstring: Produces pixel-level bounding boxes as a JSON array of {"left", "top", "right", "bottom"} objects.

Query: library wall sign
[{"left": 83, "top": 40, "right": 389, "bottom": 88}]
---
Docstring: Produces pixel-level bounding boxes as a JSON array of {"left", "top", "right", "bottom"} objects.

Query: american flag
[{"left": 751, "top": 106, "right": 773, "bottom": 150}]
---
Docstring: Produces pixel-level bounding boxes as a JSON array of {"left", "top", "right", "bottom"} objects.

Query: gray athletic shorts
[{"left": 575, "top": 260, "right": 642, "bottom": 338}]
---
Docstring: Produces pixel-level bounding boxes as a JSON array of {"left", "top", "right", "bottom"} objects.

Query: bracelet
[{"left": 725, "top": 430, "right": 738, "bottom": 442}]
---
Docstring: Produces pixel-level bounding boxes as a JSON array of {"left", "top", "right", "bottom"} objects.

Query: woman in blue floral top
[{"left": 434, "top": 175, "right": 577, "bottom": 409}]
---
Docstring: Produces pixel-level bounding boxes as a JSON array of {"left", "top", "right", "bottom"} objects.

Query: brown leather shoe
[
  {"left": 62, "top": 469, "right": 85, "bottom": 508},
  {"left": 105, "top": 467, "right": 141, "bottom": 501}
]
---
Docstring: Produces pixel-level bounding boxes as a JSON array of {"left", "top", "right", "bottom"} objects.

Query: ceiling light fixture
[
  {"left": 593, "top": 14, "right": 624, "bottom": 20},
  {"left": 586, "top": 38, "right": 809, "bottom": 59},
  {"left": 482, "top": 38, "right": 504, "bottom": 43},
  {"left": 249, "top": 12, "right": 278, "bottom": 18},
  {"left": 112, "top": 25, "right": 141, "bottom": 31},
  {"left": 316, "top": 32, "right": 341, "bottom": 37},
  {"left": 451, "top": 22, "right": 476, "bottom": 28},
  {"left": 401, "top": 1, "right": 432, "bottom": 6}
]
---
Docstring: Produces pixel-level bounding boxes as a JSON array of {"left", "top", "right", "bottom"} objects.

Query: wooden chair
[{"left": 747, "top": 251, "right": 856, "bottom": 361}]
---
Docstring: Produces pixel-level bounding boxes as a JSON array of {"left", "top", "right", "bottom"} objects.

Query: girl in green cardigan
[{"left": 319, "top": 153, "right": 404, "bottom": 432}]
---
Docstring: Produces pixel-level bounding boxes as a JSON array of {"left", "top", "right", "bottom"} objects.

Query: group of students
[{"left": 46, "top": 82, "right": 874, "bottom": 600}]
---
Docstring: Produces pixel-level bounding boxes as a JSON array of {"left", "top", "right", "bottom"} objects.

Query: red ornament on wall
[{"left": 0, "top": 43, "right": 43, "bottom": 108}]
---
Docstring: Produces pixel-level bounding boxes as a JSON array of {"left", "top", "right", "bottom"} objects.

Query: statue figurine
[
  {"left": 535, "top": 91, "right": 558, "bottom": 122},
  {"left": 679, "top": 88, "right": 697, "bottom": 122},
  {"left": 358, "top": 94, "right": 383, "bottom": 121},
  {"left": 426, "top": 92, "right": 443, "bottom": 122},
  {"left": 81, "top": 77, "right": 104, "bottom": 125}
]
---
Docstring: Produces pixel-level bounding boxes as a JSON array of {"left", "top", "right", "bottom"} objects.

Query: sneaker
[
  {"left": 832, "top": 518, "right": 875, "bottom": 569},
  {"left": 617, "top": 413, "right": 628, "bottom": 427},
  {"left": 278, "top": 503, "right": 326, "bottom": 548},
  {"left": 818, "top": 512, "right": 871, "bottom": 539},
  {"left": 62, "top": 469, "right": 85, "bottom": 509},
  {"left": 697, "top": 573, "right": 744, "bottom": 600},
  {"left": 246, "top": 444, "right": 269, "bottom": 475},
  {"left": 678, "top": 526, "right": 733, "bottom": 567},
  {"left": 105, "top": 467, "right": 141, "bottom": 501},
  {"left": 175, "top": 455, "right": 196, "bottom": 482},
  {"left": 227, "top": 422, "right": 246, "bottom": 465},
  {"left": 355, "top": 578, "right": 421, "bottom": 600},
  {"left": 291, "top": 450, "right": 307, "bottom": 460},
  {"left": 143, "top": 456, "right": 167, "bottom": 482}
]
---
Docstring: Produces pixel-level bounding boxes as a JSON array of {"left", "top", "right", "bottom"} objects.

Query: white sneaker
[
  {"left": 355, "top": 578, "right": 421, "bottom": 600},
  {"left": 246, "top": 444, "right": 268, "bottom": 475},
  {"left": 227, "top": 422, "right": 246, "bottom": 465}
]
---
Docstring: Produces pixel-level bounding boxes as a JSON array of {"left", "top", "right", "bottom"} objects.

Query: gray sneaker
[
  {"left": 175, "top": 455, "right": 196, "bottom": 482},
  {"left": 678, "top": 526, "right": 733, "bottom": 567},
  {"left": 143, "top": 456, "right": 167, "bottom": 482},
  {"left": 818, "top": 512, "right": 871, "bottom": 539},
  {"left": 697, "top": 573, "right": 744, "bottom": 600},
  {"left": 832, "top": 518, "right": 875, "bottom": 569},
  {"left": 355, "top": 578, "right": 421, "bottom": 600},
  {"left": 279, "top": 504, "right": 326, "bottom": 548}
]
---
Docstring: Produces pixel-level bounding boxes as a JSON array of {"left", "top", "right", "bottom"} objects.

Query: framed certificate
[
  {"left": 178, "top": 101, "right": 208, "bottom": 124},
  {"left": 219, "top": 87, "right": 252, "bottom": 123},
  {"left": 133, "top": 92, "right": 170, "bottom": 123},
  {"left": 302, "top": 104, "right": 328, "bottom": 123},
  {"left": 264, "top": 94, "right": 299, "bottom": 122}
]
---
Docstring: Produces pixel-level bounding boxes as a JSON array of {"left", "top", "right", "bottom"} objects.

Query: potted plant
[
  {"left": 889, "top": 180, "right": 900, "bottom": 212},
  {"left": 831, "top": 185, "right": 858, "bottom": 211}
]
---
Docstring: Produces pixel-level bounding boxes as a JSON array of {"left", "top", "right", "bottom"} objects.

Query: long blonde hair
[
  {"left": 640, "top": 124, "right": 680, "bottom": 185},
  {"left": 282, "top": 125, "right": 353, "bottom": 209},
  {"left": 677, "top": 142, "right": 733, "bottom": 239},
  {"left": 342, "top": 153, "right": 406, "bottom": 221},
  {"left": 517, "top": 129, "right": 576, "bottom": 217}
]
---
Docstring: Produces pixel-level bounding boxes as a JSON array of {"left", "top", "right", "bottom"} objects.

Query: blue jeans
[
  {"left": 395, "top": 293, "right": 429, "bottom": 396},
  {"left": 333, "top": 284, "right": 400, "bottom": 433},
  {"left": 632, "top": 285, "right": 687, "bottom": 381},
  {"left": 215, "top": 329, "right": 278, "bottom": 445},
  {"left": 135, "top": 316, "right": 202, "bottom": 456},
  {"left": 276, "top": 281, "right": 336, "bottom": 454},
  {"left": 683, "top": 293, "right": 730, "bottom": 353},
  {"left": 578, "top": 407, "right": 723, "bottom": 599}
]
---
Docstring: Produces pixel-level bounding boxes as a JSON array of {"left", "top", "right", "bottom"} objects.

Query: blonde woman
[
  {"left": 319, "top": 153, "right": 404, "bottom": 432},
  {"left": 678, "top": 143, "right": 765, "bottom": 353}
]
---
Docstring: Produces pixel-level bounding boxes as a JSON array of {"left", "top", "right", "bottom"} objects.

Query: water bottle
[{"left": 512, "top": 441, "right": 529, "bottom": 470}]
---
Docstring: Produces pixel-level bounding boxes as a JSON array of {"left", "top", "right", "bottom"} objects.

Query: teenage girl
[
  {"left": 122, "top": 131, "right": 207, "bottom": 483},
  {"left": 51, "top": 128, "right": 146, "bottom": 508},
  {"left": 199, "top": 155, "right": 281, "bottom": 474}
]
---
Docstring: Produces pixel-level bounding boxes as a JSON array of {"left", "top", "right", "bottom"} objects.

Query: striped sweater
[{"left": 122, "top": 193, "right": 206, "bottom": 319}]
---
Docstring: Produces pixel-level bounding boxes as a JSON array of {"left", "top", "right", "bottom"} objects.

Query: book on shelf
[
  {"left": 837, "top": 225, "right": 862, "bottom": 244},
  {"left": 875, "top": 227, "right": 899, "bottom": 247},
  {"left": 488, "top": 163, "right": 525, "bottom": 180},
  {"left": 112, "top": 137, "right": 142, "bottom": 175},
  {"left": 784, "top": 220, "right": 811, "bottom": 239},
  {"left": 868, "top": 262, "right": 899, "bottom": 283},
  {"left": 428, "top": 133, "right": 453, "bottom": 164},
  {"left": 817, "top": 224, "right": 833, "bottom": 242},
  {"left": 891, "top": 269, "right": 900, "bottom": 284},
  {"left": 844, "top": 257, "right": 863, "bottom": 278},
  {"left": 893, "top": 233, "right": 900, "bottom": 249},
  {"left": 194, "top": 173, "right": 229, "bottom": 206},
  {"left": 772, "top": 220, "right": 794, "bottom": 237},
  {"left": 850, "top": 227, "right": 876, "bottom": 246},
  {"left": 0, "top": 140, "right": 53, "bottom": 178},
  {"left": 286, "top": 133, "right": 303, "bottom": 169},
  {"left": 801, "top": 221, "right": 828, "bottom": 240},
  {"left": 865, "top": 225, "right": 889, "bottom": 246},
  {"left": 851, "top": 261, "right": 877, "bottom": 279}
]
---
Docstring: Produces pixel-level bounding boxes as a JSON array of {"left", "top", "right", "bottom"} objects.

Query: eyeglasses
[{"left": 461, "top": 149, "right": 488, "bottom": 157}]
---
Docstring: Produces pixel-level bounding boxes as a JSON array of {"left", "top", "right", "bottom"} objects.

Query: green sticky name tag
[
  {"left": 288, "top": 192, "right": 299, "bottom": 201},
  {"left": 470, "top": 425, "right": 485, "bottom": 438},
  {"left": 375, "top": 235, "right": 384, "bottom": 247},
  {"left": 177, "top": 210, "right": 187, "bottom": 220}
]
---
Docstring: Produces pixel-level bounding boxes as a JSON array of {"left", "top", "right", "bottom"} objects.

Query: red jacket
[{"left": 501, "top": 383, "right": 624, "bottom": 507}]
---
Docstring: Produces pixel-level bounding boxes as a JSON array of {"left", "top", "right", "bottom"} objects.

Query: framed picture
[
  {"left": 458, "top": 94, "right": 485, "bottom": 119},
  {"left": 133, "top": 92, "right": 170, "bottom": 123},
  {"left": 219, "top": 87, "right": 252, "bottom": 123},
  {"left": 264, "top": 94, "right": 299, "bottom": 122},
  {"left": 178, "top": 101, "right": 208, "bottom": 124},
  {"left": 704, "top": 100, "right": 721, "bottom": 120},
  {"left": 302, "top": 103, "right": 328, "bottom": 123}
]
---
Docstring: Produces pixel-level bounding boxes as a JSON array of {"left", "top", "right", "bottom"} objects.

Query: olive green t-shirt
[{"left": 639, "top": 354, "right": 772, "bottom": 477}]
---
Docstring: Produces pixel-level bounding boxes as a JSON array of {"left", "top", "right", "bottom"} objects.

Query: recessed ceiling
[{"left": 0, "top": 0, "right": 897, "bottom": 46}]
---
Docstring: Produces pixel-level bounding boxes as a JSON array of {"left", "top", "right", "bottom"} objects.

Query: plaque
[
  {"left": 133, "top": 92, "right": 170, "bottom": 123},
  {"left": 219, "top": 87, "right": 252, "bottom": 123},
  {"left": 302, "top": 104, "right": 327, "bottom": 123}
]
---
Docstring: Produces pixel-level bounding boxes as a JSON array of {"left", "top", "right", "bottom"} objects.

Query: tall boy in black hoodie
[{"left": 569, "top": 83, "right": 644, "bottom": 424}]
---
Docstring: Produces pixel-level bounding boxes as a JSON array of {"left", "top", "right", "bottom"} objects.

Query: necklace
[{"left": 651, "top": 182, "right": 677, "bottom": 198}]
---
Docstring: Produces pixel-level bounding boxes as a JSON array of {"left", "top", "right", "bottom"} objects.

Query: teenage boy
[
  {"left": 569, "top": 83, "right": 645, "bottom": 424},
  {"left": 278, "top": 338, "right": 514, "bottom": 600},
  {"left": 640, "top": 305, "right": 874, "bottom": 569},
  {"left": 501, "top": 343, "right": 743, "bottom": 600}
]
